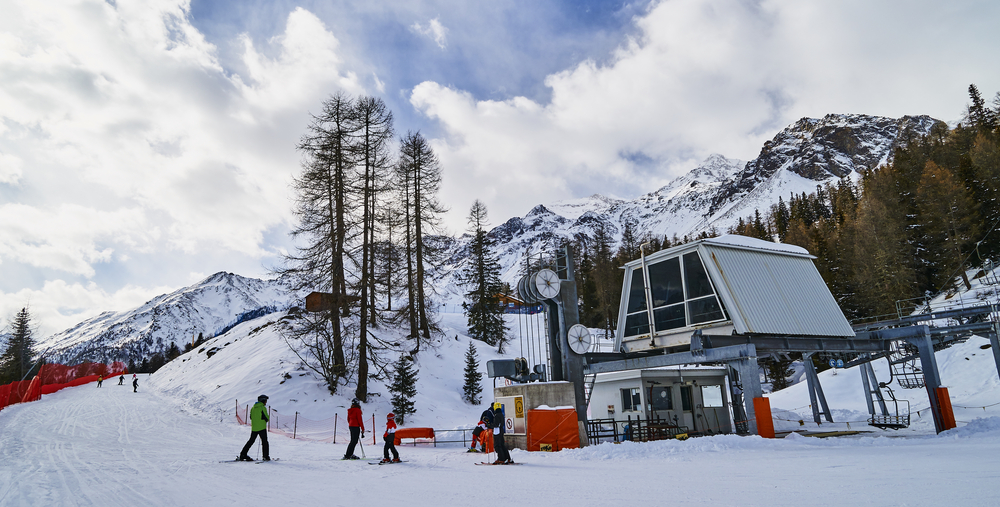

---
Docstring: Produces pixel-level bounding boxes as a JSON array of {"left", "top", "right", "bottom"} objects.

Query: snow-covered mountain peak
[{"left": 38, "top": 272, "right": 299, "bottom": 365}]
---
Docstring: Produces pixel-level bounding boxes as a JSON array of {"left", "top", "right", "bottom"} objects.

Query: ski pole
[
  {"left": 358, "top": 438, "right": 366, "bottom": 459},
  {"left": 256, "top": 441, "right": 261, "bottom": 461}
]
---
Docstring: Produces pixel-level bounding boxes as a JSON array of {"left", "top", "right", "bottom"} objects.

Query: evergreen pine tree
[
  {"left": 388, "top": 355, "right": 418, "bottom": 424},
  {"left": 457, "top": 200, "right": 509, "bottom": 351},
  {"left": 0, "top": 307, "right": 39, "bottom": 384},
  {"left": 462, "top": 341, "right": 483, "bottom": 404}
]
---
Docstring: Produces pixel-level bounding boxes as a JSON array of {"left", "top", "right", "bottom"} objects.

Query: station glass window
[
  {"left": 621, "top": 388, "right": 641, "bottom": 412},
  {"left": 651, "top": 386, "right": 673, "bottom": 411},
  {"left": 622, "top": 250, "right": 727, "bottom": 339},
  {"left": 623, "top": 269, "right": 650, "bottom": 337},
  {"left": 701, "top": 385, "right": 724, "bottom": 408}
]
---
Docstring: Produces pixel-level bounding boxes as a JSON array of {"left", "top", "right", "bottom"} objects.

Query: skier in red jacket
[
  {"left": 380, "top": 412, "right": 400, "bottom": 463},
  {"left": 342, "top": 399, "right": 365, "bottom": 460}
]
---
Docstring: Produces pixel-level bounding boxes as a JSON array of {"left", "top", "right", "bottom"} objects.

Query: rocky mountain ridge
[{"left": 37, "top": 272, "right": 300, "bottom": 364}]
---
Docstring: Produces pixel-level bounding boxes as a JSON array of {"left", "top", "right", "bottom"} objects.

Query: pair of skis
[{"left": 221, "top": 457, "right": 280, "bottom": 463}]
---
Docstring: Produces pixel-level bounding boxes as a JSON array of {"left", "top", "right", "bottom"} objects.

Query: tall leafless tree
[
  {"left": 351, "top": 95, "right": 394, "bottom": 401},
  {"left": 277, "top": 92, "right": 360, "bottom": 393},
  {"left": 396, "top": 131, "right": 446, "bottom": 354}
]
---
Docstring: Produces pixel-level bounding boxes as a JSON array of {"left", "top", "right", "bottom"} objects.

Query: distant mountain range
[
  {"left": 40, "top": 113, "right": 943, "bottom": 359},
  {"left": 37, "top": 272, "right": 300, "bottom": 364}
]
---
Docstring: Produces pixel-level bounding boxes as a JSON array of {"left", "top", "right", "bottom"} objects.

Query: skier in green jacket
[{"left": 239, "top": 395, "right": 271, "bottom": 461}]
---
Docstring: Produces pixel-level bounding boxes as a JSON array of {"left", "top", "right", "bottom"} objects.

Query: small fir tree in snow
[
  {"left": 389, "top": 355, "right": 418, "bottom": 424},
  {"left": 0, "top": 307, "right": 39, "bottom": 384},
  {"left": 462, "top": 341, "right": 483, "bottom": 404}
]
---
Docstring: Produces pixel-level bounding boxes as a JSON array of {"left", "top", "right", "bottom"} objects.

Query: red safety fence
[{"left": 0, "top": 361, "right": 127, "bottom": 413}]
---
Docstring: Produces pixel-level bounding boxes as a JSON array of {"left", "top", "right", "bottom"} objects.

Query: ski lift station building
[
  {"left": 613, "top": 235, "right": 855, "bottom": 353},
  {"left": 587, "top": 235, "right": 858, "bottom": 435}
]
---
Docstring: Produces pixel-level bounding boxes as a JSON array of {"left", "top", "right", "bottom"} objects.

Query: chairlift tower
[{"left": 514, "top": 244, "right": 590, "bottom": 444}]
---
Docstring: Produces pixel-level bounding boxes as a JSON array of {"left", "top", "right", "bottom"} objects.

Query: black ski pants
[
  {"left": 345, "top": 426, "right": 361, "bottom": 458},
  {"left": 493, "top": 432, "right": 510, "bottom": 462},
  {"left": 383, "top": 434, "right": 399, "bottom": 460},
  {"left": 241, "top": 429, "right": 270, "bottom": 460}
]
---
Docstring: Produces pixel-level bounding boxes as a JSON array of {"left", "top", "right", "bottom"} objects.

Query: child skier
[
  {"left": 381, "top": 412, "right": 401, "bottom": 463},
  {"left": 97, "top": 375, "right": 103, "bottom": 388},
  {"left": 468, "top": 417, "right": 488, "bottom": 453}
]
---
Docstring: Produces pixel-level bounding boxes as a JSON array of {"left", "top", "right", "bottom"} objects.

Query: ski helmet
[
  {"left": 387, "top": 412, "right": 395, "bottom": 420},
  {"left": 258, "top": 394, "right": 269, "bottom": 403},
  {"left": 351, "top": 398, "right": 360, "bottom": 406},
  {"left": 493, "top": 402, "right": 502, "bottom": 410}
]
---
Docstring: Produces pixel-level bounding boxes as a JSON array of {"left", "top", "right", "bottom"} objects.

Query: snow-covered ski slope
[{"left": 2, "top": 378, "right": 1000, "bottom": 506}]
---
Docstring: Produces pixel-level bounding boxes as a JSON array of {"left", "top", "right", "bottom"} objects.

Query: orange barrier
[
  {"left": 526, "top": 408, "right": 580, "bottom": 452},
  {"left": 753, "top": 397, "right": 775, "bottom": 438},
  {"left": 394, "top": 427, "right": 435, "bottom": 445},
  {"left": 0, "top": 362, "right": 127, "bottom": 413}
]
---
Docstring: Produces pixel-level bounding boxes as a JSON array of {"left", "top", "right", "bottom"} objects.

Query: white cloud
[
  {"left": 411, "top": 18, "right": 448, "bottom": 49},
  {"left": 0, "top": 152, "right": 21, "bottom": 184},
  {"left": 411, "top": 0, "right": 1000, "bottom": 233},
  {"left": 0, "top": 279, "right": 175, "bottom": 337},
  {"left": 0, "top": 0, "right": 361, "bottom": 273},
  {"left": 0, "top": 0, "right": 363, "bottom": 334}
]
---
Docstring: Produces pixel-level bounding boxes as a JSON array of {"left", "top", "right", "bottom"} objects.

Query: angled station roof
[{"left": 615, "top": 235, "right": 855, "bottom": 351}]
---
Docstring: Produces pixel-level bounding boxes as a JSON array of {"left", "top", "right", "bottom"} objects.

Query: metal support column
[
  {"left": 904, "top": 326, "right": 946, "bottom": 433},
  {"left": 729, "top": 354, "right": 762, "bottom": 436},
  {"left": 802, "top": 353, "right": 833, "bottom": 423},
  {"left": 991, "top": 321, "right": 1000, "bottom": 382},
  {"left": 860, "top": 360, "right": 888, "bottom": 417}
]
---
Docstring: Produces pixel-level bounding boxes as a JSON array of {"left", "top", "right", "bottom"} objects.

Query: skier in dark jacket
[
  {"left": 239, "top": 395, "right": 270, "bottom": 461},
  {"left": 485, "top": 402, "right": 512, "bottom": 464},
  {"left": 118, "top": 375, "right": 124, "bottom": 385},
  {"left": 343, "top": 398, "right": 365, "bottom": 460},
  {"left": 132, "top": 377, "right": 138, "bottom": 392}
]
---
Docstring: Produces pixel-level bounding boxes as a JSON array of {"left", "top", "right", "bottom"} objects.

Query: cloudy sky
[{"left": 1, "top": 0, "right": 998, "bottom": 336}]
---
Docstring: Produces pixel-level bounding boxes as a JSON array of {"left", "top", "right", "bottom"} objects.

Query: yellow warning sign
[
  {"left": 539, "top": 443, "right": 553, "bottom": 452},
  {"left": 514, "top": 397, "right": 524, "bottom": 418}
]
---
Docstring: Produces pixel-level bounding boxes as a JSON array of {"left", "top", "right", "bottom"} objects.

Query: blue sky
[{"left": 1, "top": 0, "right": 999, "bottom": 336}]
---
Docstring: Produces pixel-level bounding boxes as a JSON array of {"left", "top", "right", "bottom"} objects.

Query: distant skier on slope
[
  {"left": 239, "top": 395, "right": 271, "bottom": 461},
  {"left": 132, "top": 377, "right": 138, "bottom": 393},
  {"left": 342, "top": 399, "right": 365, "bottom": 460},
  {"left": 381, "top": 412, "right": 400, "bottom": 463},
  {"left": 118, "top": 375, "right": 124, "bottom": 385},
  {"left": 97, "top": 375, "right": 103, "bottom": 388}
]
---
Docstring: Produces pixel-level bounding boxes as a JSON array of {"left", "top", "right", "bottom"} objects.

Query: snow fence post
[
  {"left": 334, "top": 413, "right": 338, "bottom": 443},
  {"left": 293, "top": 412, "right": 298, "bottom": 439},
  {"left": 372, "top": 413, "right": 376, "bottom": 445}
]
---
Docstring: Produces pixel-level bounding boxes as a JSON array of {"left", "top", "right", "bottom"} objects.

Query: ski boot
[{"left": 392, "top": 458, "right": 401, "bottom": 463}]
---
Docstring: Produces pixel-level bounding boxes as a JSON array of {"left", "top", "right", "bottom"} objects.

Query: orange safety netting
[{"left": 0, "top": 361, "right": 127, "bottom": 413}]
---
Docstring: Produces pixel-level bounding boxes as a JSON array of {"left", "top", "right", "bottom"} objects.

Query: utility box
[{"left": 493, "top": 381, "right": 585, "bottom": 450}]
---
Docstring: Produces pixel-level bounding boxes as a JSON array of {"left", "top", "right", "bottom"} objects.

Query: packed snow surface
[{"left": 2, "top": 381, "right": 999, "bottom": 506}]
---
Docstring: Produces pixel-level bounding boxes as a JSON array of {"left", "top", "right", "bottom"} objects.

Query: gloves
[{"left": 361, "top": 431, "right": 365, "bottom": 438}]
